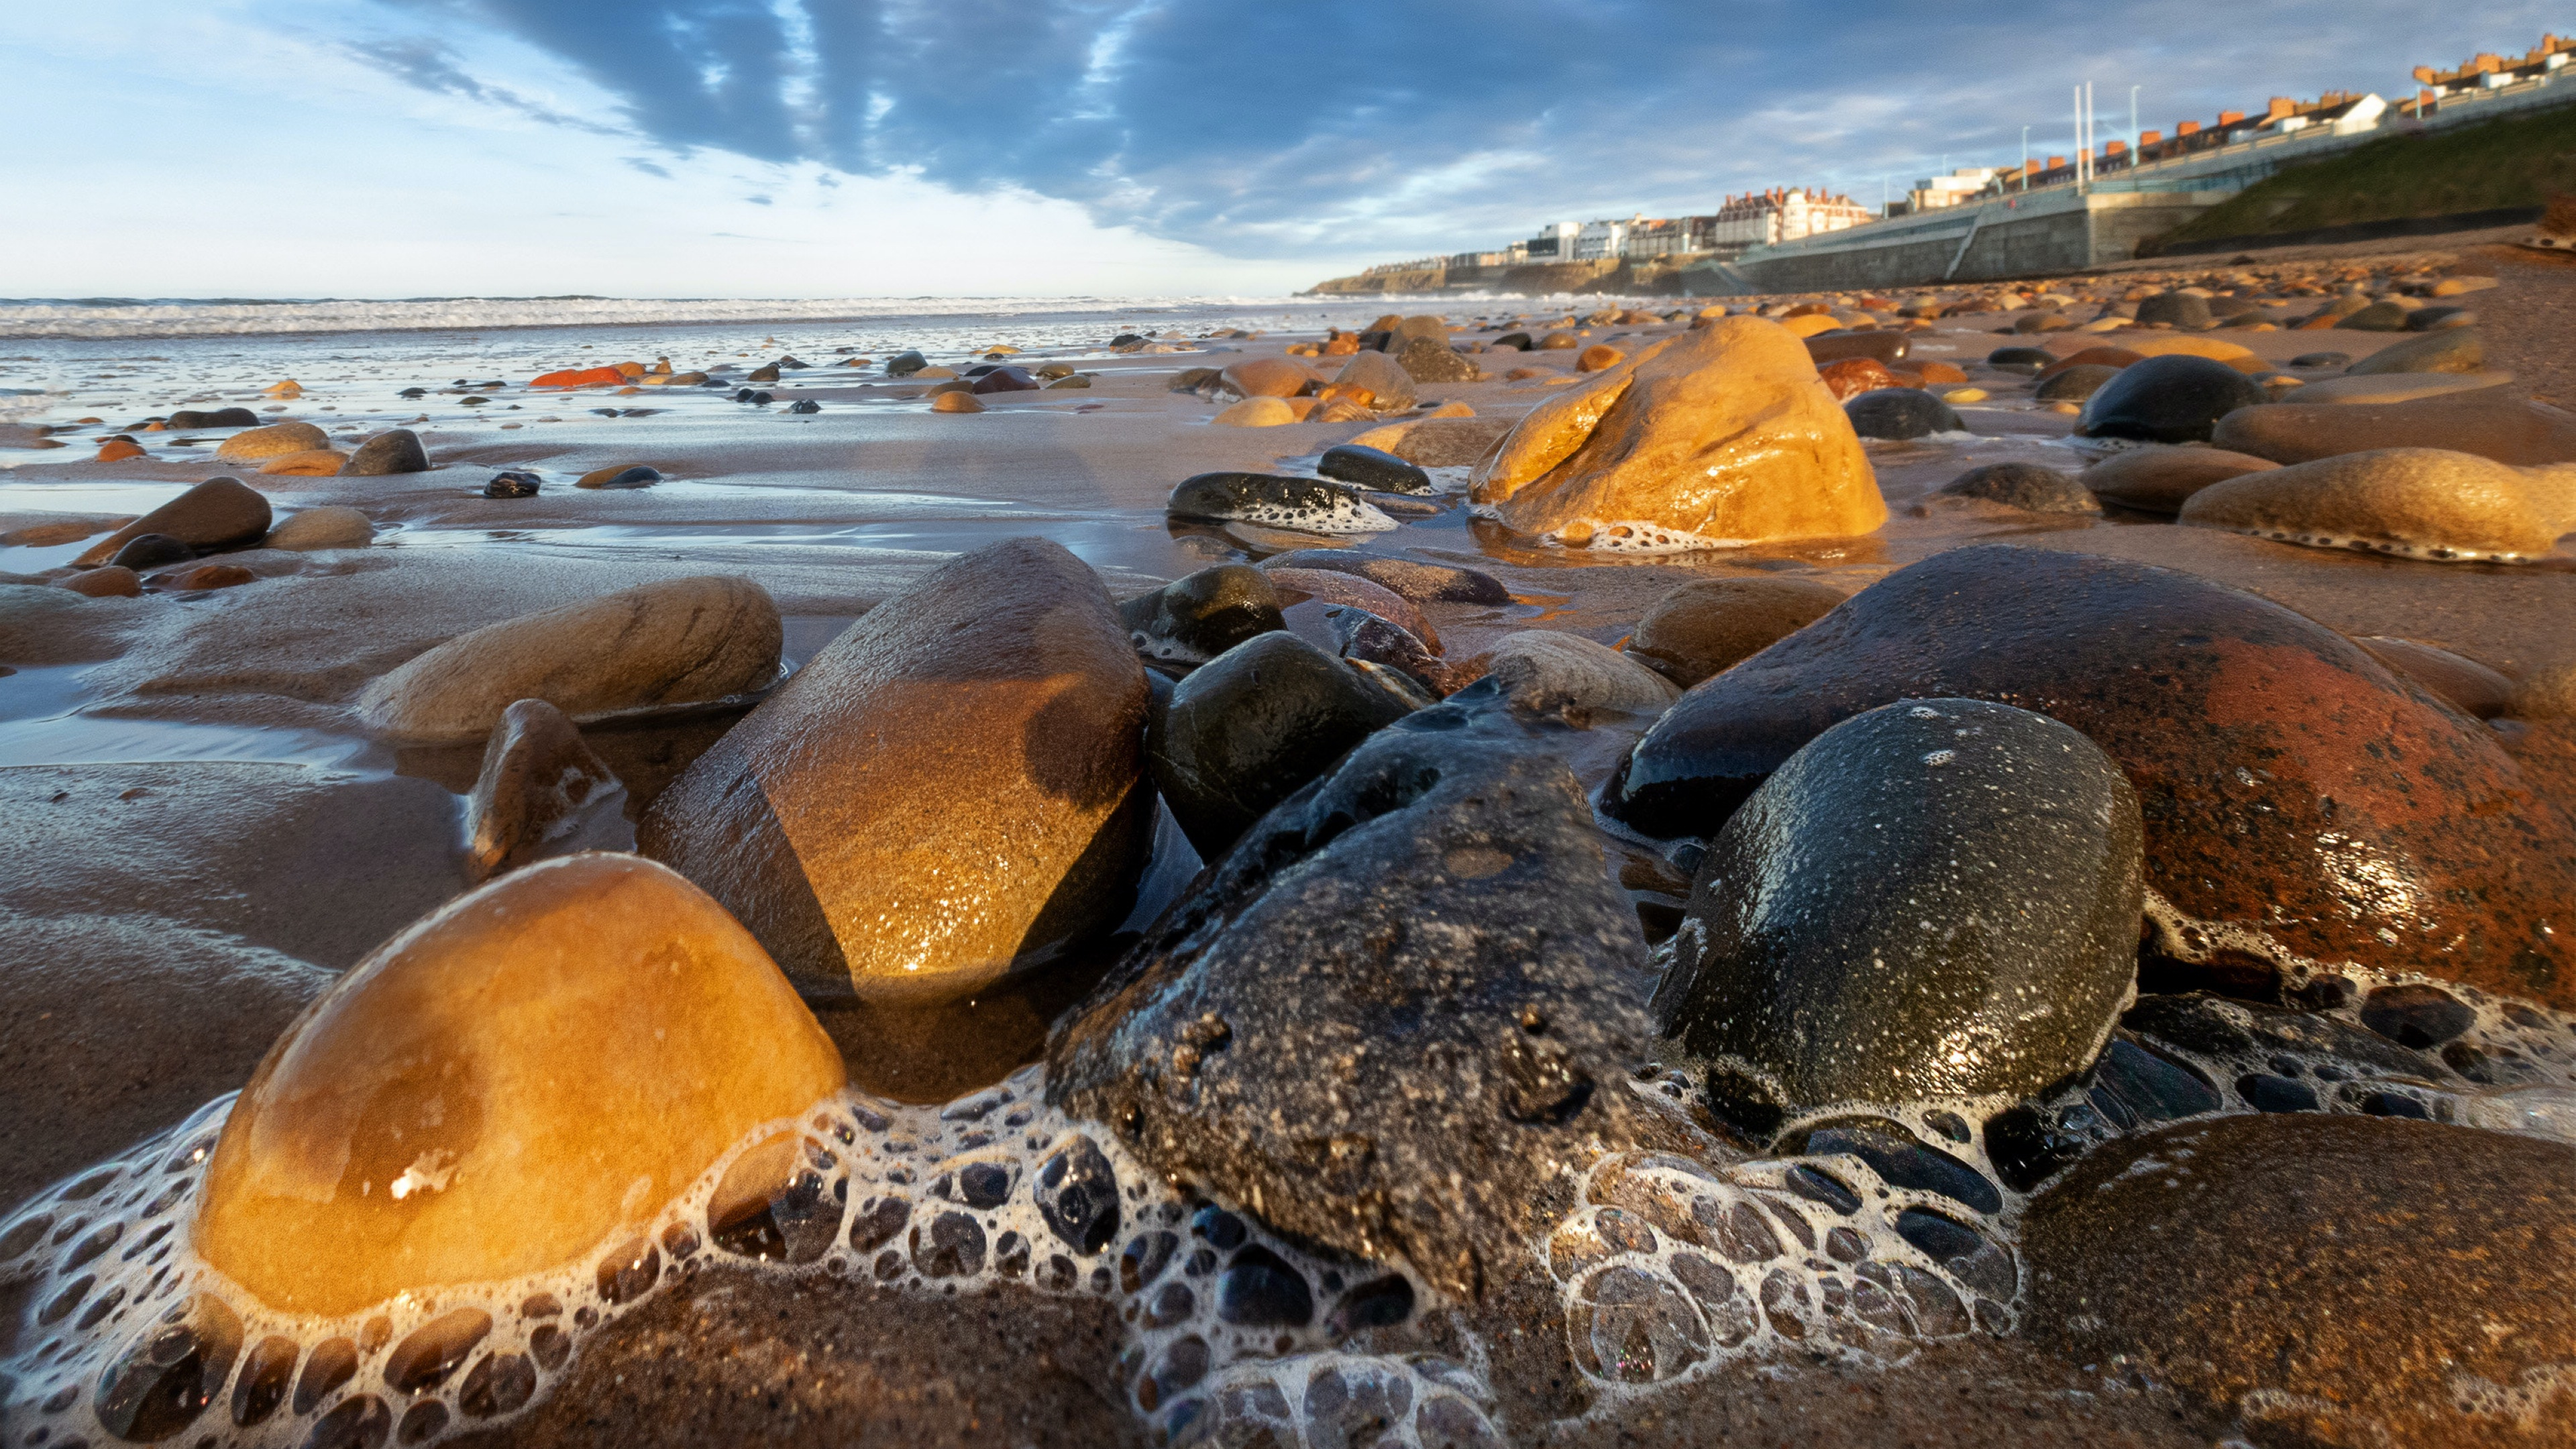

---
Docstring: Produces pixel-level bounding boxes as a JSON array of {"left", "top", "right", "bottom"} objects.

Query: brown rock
[
  {"left": 356, "top": 576, "right": 782, "bottom": 745},
  {"left": 93, "top": 437, "right": 145, "bottom": 462},
  {"left": 1803, "top": 331, "right": 1909, "bottom": 366},
  {"left": 929, "top": 391, "right": 984, "bottom": 413},
  {"left": 71, "top": 476, "right": 273, "bottom": 567},
  {"left": 1576, "top": 343, "right": 1625, "bottom": 372},
  {"left": 2356, "top": 637, "right": 2518, "bottom": 719},
  {"left": 2, "top": 517, "right": 129, "bottom": 548},
  {"left": 1470, "top": 318, "right": 1886, "bottom": 545},
  {"left": 58, "top": 566, "right": 142, "bottom": 598},
  {"left": 1609, "top": 544, "right": 2576, "bottom": 1006},
  {"left": 2025, "top": 1114, "right": 2576, "bottom": 1449},
  {"left": 2212, "top": 396, "right": 2576, "bottom": 466},
  {"left": 165, "top": 564, "right": 256, "bottom": 590},
  {"left": 1817, "top": 357, "right": 1898, "bottom": 400},
  {"left": 2179, "top": 447, "right": 2575, "bottom": 561},
  {"left": 464, "top": 699, "right": 625, "bottom": 881},
  {"left": 2037, "top": 345, "right": 2143, "bottom": 378},
  {"left": 1218, "top": 356, "right": 1311, "bottom": 398},
  {"left": 1256, "top": 549, "right": 1511, "bottom": 604},
  {"left": 1915, "top": 360, "right": 1969, "bottom": 385},
  {"left": 256, "top": 447, "right": 350, "bottom": 476},
  {"left": 193, "top": 853, "right": 847, "bottom": 1316},
  {"left": 1624, "top": 576, "right": 1847, "bottom": 687},
  {"left": 639, "top": 539, "right": 1150, "bottom": 1004},
  {"left": 2080, "top": 446, "right": 2279, "bottom": 515},
  {"left": 1263, "top": 566, "right": 1439, "bottom": 649},
  {"left": 214, "top": 420, "right": 329, "bottom": 462}
]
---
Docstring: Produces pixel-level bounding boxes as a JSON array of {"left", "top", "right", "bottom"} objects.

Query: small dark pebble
[{"left": 484, "top": 470, "right": 541, "bottom": 499}]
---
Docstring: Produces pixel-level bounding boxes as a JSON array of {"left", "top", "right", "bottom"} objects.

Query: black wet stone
[
  {"left": 1844, "top": 388, "right": 1960, "bottom": 439},
  {"left": 1050, "top": 727, "right": 1659, "bottom": 1301},
  {"left": 1033, "top": 1136, "right": 1121, "bottom": 1254},
  {"left": 1782, "top": 1118, "right": 2002, "bottom": 1214},
  {"left": 884, "top": 350, "right": 930, "bottom": 376},
  {"left": 1318, "top": 443, "right": 1433, "bottom": 494},
  {"left": 2121, "top": 992, "right": 2438, "bottom": 1080},
  {"left": 2033, "top": 364, "right": 2122, "bottom": 402},
  {"left": 483, "top": 470, "right": 541, "bottom": 499},
  {"left": 2358, "top": 1089, "right": 2431, "bottom": 1119},
  {"left": 109, "top": 533, "right": 194, "bottom": 570},
  {"left": 786, "top": 399, "right": 820, "bottom": 414},
  {"left": 1329, "top": 1275, "right": 1416, "bottom": 1334},
  {"left": 1189, "top": 1205, "right": 1247, "bottom": 1251},
  {"left": 1892, "top": 1207, "right": 2017, "bottom": 1301},
  {"left": 2238, "top": 1073, "right": 2321, "bottom": 1112},
  {"left": 1653, "top": 698, "right": 2143, "bottom": 1117},
  {"left": 1492, "top": 331, "right": 1534, "bottom": 350},
  {"left": 1120, "top": 564, "right": 1284, "bottom": 667},
  {"left": 2135, "top": 292, "right": 2213, "bottom": 329},
  {"left": 1986, "top": 346, "right": 2056, "bottom": 367},
  {"left": 398, "top": 387, "right": 428, "bottom": 398},
  {"left": 167, "top": 408, "right": 258, "bottom": 429},
  {"left": 2076, "top": 354, "right": 2265, "bottom": 444},
  {"left": 578, "top": 466, "right": 660, "bottom": 490},
  {"left": 2290, "top": 351, "right": 2353, "bottom": 369},
  {"left": 1937, "top": 462, "right": 2096, "bottom": 513},
  {"left": 2359, "top": 983, "right": 2477, "bottom": 1049},
  {"left": 1982, "top": 1104, "right": 2096, "bottom": 1192},
  {"left": 1167, "top": 472, "right": 1383, "bottom": 531},
  {"left": 1146, "top": 631, "right": 1410, "bottom": 858},
  {"left": 341, "top": 428, "right": 429, "bottom": 476},
  {"left": 1215, "top": 1246, "right": 1314, "bottom": 1327},
  {"left": 943, "top": 1161, "right": 1016, "bottom": 1210},
  {"left": 2086, "top": 1038, "right": 2223, "bottom": 1128}
]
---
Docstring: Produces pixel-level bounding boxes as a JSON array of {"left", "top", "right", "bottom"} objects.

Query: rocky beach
[{"left": 3, "top": 237, "right": 2575, "bottom": 1449}]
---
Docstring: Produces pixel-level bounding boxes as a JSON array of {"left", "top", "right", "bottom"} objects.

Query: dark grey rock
[
  {"left": 884, "top": 350, "right": 930, "bottom": 376},
  {"left": 2334, "top": 300, "right": 2410, "bottom": 331},
  {"left": 2033, "top": 364, "right": 2121, "bottom": 402},
  {"left": 1145, "top": 631, "right": 1410, "bottom": 857},
  {"left": 1394, "top": 336, "right": 1481, "bottom": 384},
  {"left": 2135, "top": 292, "right": 2212, "bottom": 329},
  {"left": 484, "top": 470, "right": 541, "bottom": 498},
  {"left": 1050, "top": 727, "right": 1658, "bottom": 1300},
  {"left": 339, "top": 428, "right": 429, "bottom": 477},
  {"left": 1986, "top": 346, "right": 2055, "bottom": 367},
  {"left": 1491, "top": 331, "right": 1533, "bottom": 350},
  {"left": 1330, "top": 350, "right": 1419, "bottom": 410},
  {"left": 109, "top": 533, "right": 193, "bottom": 570},
  {"left": 2076, "top": 354, "right": 2265, "bottom": 443},
  {"left": 747, "top": 363, "right": 783, "bottom": 382},
  {"left": 1281, "top": 598, "right": 1443, "bottom": 696},
  {"left": 1654, "top": 698, "right": 2142, "bottom": 1126},
  {"left": 1165, "top": 473, "right": 1393, "bottom": 533},
  {"left": 1937, "top": 462, "right": 2097, "bottom": 514},
  {"left": 1119, "top": 564, "right": 1283, "bottom": 667},
  {"left": 166, "top": 407, "right": 258, "bottom": 429},
  {"left": 1258, "top": 550, "right": 1510, "bottom": 605},
  {"left": 2288, "top": 352, "right": 2352, "bottom": 369},
  {"left": 2408, "top": 305, "right": 2473, "bottom": 331},
  {"left": 1317, "top": 443, "right": 1433, "bottom": 494},
  {"left": 2358, "top": 983, "right": 2475, "bottom": 1049},
  {"left": 1845, "top": 389, "right": 1961, "bottom": 439},
  {"left": 2345, "top": 327, "right": 2481, "bottom": 376},
  {"left": 786, "top": 399, "right": 820, "bottom": 414}
]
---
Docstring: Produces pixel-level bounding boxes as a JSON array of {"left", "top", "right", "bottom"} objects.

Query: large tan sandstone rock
[
  {"left": 213, "top": 421, "right": 328, "bottom": 462},
  {"left": 639, "top": 538, "right": 1150, "bottom": 1004},
  {"left": 193, "top": 853, "right": 846, "bottom": 1316},
  {"left": 1468, "top": 318, "right": 1885, "bottom": 545},
  {"left": 2180, "top": 447, "right": 2576, "bottom": 561},
  {"left": 1218, "top": 356, "right": 1311, "bottom": 398},
  {"left": 355, "top": 576, "right": 782, "bottom": 743}
]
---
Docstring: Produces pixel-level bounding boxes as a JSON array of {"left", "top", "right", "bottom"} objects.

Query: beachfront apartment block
[{"left": 1705, "top": 189, "right": 1876, "bottom": 249}]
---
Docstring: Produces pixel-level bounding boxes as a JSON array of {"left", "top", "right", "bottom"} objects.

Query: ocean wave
[{"left": 0, "top": 294, "right": 1319, "bottom": 340}]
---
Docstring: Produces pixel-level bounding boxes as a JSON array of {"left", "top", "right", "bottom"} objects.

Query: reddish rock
[
  {"left": 94, "top": 437, "right": 145, "bottom": 462},
  {"left": 530, "top": 366, "right": 628, "bottom": 388},
  {"left": 1609, "top": 544, "right": 2576, "bottom": 1006},
  {"left": 2355, "top": 637, "right": 2518, "bottom": 720},
  {"left": 969, "top": 365, "right": 1040, "bottom": 394},
  {"left": 1263, "top": 566, "right": 1440, "bottom": 649},
  {"left": 1915, "top": 361, "right": 1969, "bottom": 385},
  {"left": 58, "top": 566, "right": 142, "bottom": 598},
  {"left": 1817, "top": 357, "right": 1900, "bottom": 400},
  {"left": 2037, "top": 345, "right": 2143, "bottom": 379},
  {"left": 1803, "top": 331, "right": 1909, "bottom": 366},
  {"left": 1576, "top": 343, "right": 1625, "bottom": 373},
  {"left": 166, "top": 564, "right": 257, "bottom": 590}
]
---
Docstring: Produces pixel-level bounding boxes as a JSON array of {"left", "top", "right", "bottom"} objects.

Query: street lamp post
[{"left": 2019, "top": 125, "right": 2030, "bottom": 191}]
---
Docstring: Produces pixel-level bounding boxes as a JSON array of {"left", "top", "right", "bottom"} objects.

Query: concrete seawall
[{"left": 1690, "top": 188, "right": 2231, "bottom": 294}]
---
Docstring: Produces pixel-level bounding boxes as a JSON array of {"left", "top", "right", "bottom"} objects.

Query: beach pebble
[
  {"left": 1538, "top": 331, "right": 1579, "bottom": 350},
  {"left": 1473, "top": 319, "right": 1884, "bottom": 545},
  {"left": 1352, "top": 414, "right": 1511, "bottom": 466},
  {"left": 1939, "top": 386, "right": 1988, "bottom": 403},
  {"left": 1216, "top": 357, "right": 1309, "bottom": 398},
  {"left": 929, "top": 391, "right": 984, "bottom": 414},
  {"left": 883, "top": 350, "right": 930, "bottom": 376},
  {"left": 529, "top": 366, "right": 625, "bottom": 388},
  {"left": 2354, "top": 636, "right": 2517, "bottom": 719},
  {"left": 971, "top": 365, "right": 1040, "bottom": 394},
  {"left": 464, "top": 699, "right": 626, "bottom": 881},
  {"left": 1053, "top": 727, "right": 1656, "bottom": 1301},
  {"left": 1393, "top": 337, "right": 1481, "bottom": 388},
  {"left": 191, "top": 853, "right": 845, "bottom": 1316},
  {"left": 2510, "top": 661, "right": 2576, "bottom": 720},
  {"left": 1281, "top": 598, "right": 1445, "bottom": 696},
  {"left": 1316, "top": 442, "right": 1432, "bottom": 494},
  {"left": 1805, "top": 331, "right": 1909, "bottom": 366},
  {"left": 2334, "top": 299, "right": 2412, "bottom": 331},
  {"left": 108, "top": 533, "right": 197, "bottom": 572},
  {"left": 1167, "top": 472, "right": 1395, "bottom": 533},
  {"left": 1119, "top": 564, "right": 1285, "bottom": 666},
  {"left": 1257, "top": 549, "right": 1511, "bottom": 604},
  {"left": 2135, "top": 292, "right": 2212, "bottom": 328},
  {"left": 97, "top": 435, "right": 152, "bottom": 462},
  {"left": 1986, "top": 346, "right": 2054, "bottom": 368},
  {"left": 1607, "top": 543, "right": 2576, "bottom": 1006},
  {"left": 2289, "top": 351, "right": 2353, "bottom": 368},
  {"left": 263, "top": 506, "right": 374, "bottom": 551},
  {"left": 1045, "top": 374, "right": 1091, "bottom": 389},
  {"left": 2124, "top": 335, "right": 2255, "bottom": 363},
  {"left": 256, "top": 447, "right": 349, "bottom": 476},
  {"left": 357, "top": 576, "right": 782, "bottom": 744},
  {"left": 2039, "top": 345, "right": 2143, "bottom": 378},
  {"left": 1210, "top": 396, "right": 1295, "bottom": 427},
  {"left": 1491, "top": 331, "right": 1532, "bottom": 350},
  {"left": 165, "top": 407, "right": 260, "bottom": 429},
  {"left": 1624, "top": 576, "right": 1845, "bottom": 688},
  {"left": 2179, "top": 446, "right": 2573, "bottom": 561},
  {"left": 2345, "top": 327, "right": 2482, "bottom": 376},
  {"left": 1656, "top": 698, "right": 2141, "bottom": 1122},
  {"left": 639, "top": 539, "right": 1148, "bottom": 1004},
  {"left": 1576, "top": 344, "right": 1624, "bottom": 373},
  {"left": 2023, "top": 1114, "right": 2576, "bottom": 1449},
  {"left": 74, "top": 475, "right": 272, "bottom": 566},
  {"left": 1937, "top": 462, "right": 2096, "bottom": 513},
  {"left": 1477, "top": 631, "right": 1678, "bottom": 718},
  {"left": 1264, "top": 566, "right": 1436, "bottom": 649},
  {"left": 1845, "top": 388, "right": 1960, "bottom": 439},
  {"left": 2033, "top": 365, "right": 2120, "bottom": 402},
  {"left": 484, "top": 470, "right": 541, "bottom": 498},
  {"left": 2275, "top": 371, "right": 2512, "bottom": 406},
  {"left": 1817, "top": 357, "right": 1898, "bottom": 400},
  {"left": 785, "top": 398, "right": 820, "bottom": 413},
  {"left": 340, "top": 428, "right": 429, "bottom": 476},
  {"left": 576, "top": 464, "right": 661, "bottom": 490},
  {"left": 1146, "top": 631, "right": 1409, "bottom": 859},
  {"left": 2079, "top": 446, "right": 2277, "bottom": 515},
  {"left": 2213, "top": 395, "right": 2576, "bottom": 465},
  {"left": 2076, "top": 354, "right": 2264, "bottom": 443},
  {"left": 213, "top": 421, "right": 328, "bottom": 462},
  {"left": 58, "top": 566, "right": 142, "bottom": 598}
]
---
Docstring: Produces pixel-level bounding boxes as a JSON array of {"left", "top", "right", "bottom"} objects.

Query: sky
[{"left": 2, "top": 1, "right": 2559, "bottom": 299}]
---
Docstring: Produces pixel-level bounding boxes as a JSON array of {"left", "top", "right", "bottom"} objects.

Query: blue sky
[{"left": 4, "top": 1, "right": 2557, "bottom": 297}]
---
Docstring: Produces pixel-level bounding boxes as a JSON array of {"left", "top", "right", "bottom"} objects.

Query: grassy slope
[{"left": 2149, "top": 100, "right": 2576, "bottom": 248}]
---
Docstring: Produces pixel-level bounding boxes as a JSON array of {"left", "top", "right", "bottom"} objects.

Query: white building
[
  {"left": 1904, "top": 168, "right": 2002, "bottom": 213},
  {"left": 1574, "top": 216, "right": 1635, "bottom": 260},
  {"left": 1706, "top": 189, "right": 1876, "bottom": 250},
  {"left": 1523, "top": 221, "right": 1582, "bottom": 258}
]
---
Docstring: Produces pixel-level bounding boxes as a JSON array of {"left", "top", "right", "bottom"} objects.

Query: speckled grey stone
[
  {"left": 1937, "top": 463, "right": 2098, "bottom": 515},
  {"left": 1654, "top": 698, "right": 2142, "bottom": 1122}
]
